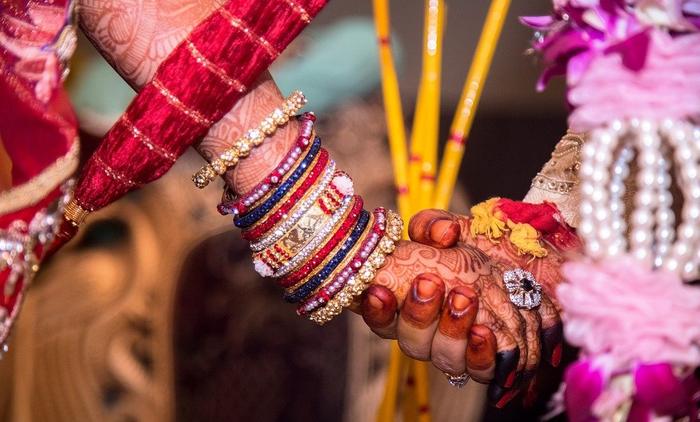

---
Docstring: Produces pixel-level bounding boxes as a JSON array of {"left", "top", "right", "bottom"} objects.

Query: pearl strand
[{"left": 578, "top": 118, "right": 700, "bottom": 281}]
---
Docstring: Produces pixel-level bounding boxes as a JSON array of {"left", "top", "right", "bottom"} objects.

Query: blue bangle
[
  {"left": 284, "top": 209, "right": 370, "bottom": 303},
  {"left": 235, "top": 137, "right": 322, "bottom": 228}
]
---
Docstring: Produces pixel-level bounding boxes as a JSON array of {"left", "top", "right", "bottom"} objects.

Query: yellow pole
[
  {"left": 416, "top": 0, "right": 444, "bottom": 211},
  {"left": 372, "top": 0, "right": 411, "bottom": 221},
  {"left": 433, "top": 0, "right": 510, "bottom": 209},
  {"left": 372, "top": 1, "right": 412, "bottom": 421}
]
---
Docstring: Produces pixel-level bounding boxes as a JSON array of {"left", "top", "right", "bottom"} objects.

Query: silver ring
[
  {"left": 503, "top": 268, "right": 542, "bottom": 310},
  {"left": 444, "top": 372, "right": 470, "bottom": 388}
]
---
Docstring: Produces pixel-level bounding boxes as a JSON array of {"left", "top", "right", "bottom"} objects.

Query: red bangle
[
  {"left": 217, "top": 112, "right": 316, "bottom": 216},
  {"left": 242, "top": 149, "right": 329, "bottom": 240},
  {"left": 296, "top": 207, "right": 386, "bottom": 315},
  {"left": 278, "top": 196, "right": 364, "bottom": 288}
]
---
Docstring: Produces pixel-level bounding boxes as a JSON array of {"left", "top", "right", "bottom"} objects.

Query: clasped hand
[{"left": 358, "top": 209, "right": 567, "bottom": 408}]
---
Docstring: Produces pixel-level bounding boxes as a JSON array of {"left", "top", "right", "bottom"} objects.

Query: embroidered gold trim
[
  {"left": 94, "top": 155, "right": 139, "bottom": 187},
  {"left": 283, "top": 0, "right": 311, "bottom": 23},
  {"left": 0, "top": 140, "right": 79, "bottom": 215},
  {"left": 185, "top": 40, "right": 247, "bottom": 93},
  {"left": 218, "top": 8, "right": 280, "bottom": 58},
  {"left": 152, "top": 79, "right": 214, "bottom": 126},
  {"left": 121, "top": 116, "right": 178, "bottom": 163}
]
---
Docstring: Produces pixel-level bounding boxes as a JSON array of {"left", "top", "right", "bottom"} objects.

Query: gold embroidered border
[
  {"left": 0, "top": 140, "right": 79, "bottom": 215},
  {"left": 152, "top": 79, "right": 214, "bottom": 126},
  {"left": 121, "top": 116, "right": 178, "bottom": 163},
  {"left": 185, "top": 40, "right": 247, "bottom": 93},
  {"left": 283, "top": 0, "right": 311, "bottom": 23},
  {"left": 218, "top": 8, "right": 280, "bottom": 59},
  {"left": 94, "top": 155, "right": 139, "bottom": 187}
]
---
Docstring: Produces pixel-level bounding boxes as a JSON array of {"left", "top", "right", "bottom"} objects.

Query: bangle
[
  {"left": 235, "top": 138, "right": 322, "bottom": 229},
  {"left": 242, "top": 154, "right": 333, "bottom": 238},
  {"left": 284, "top": 209, "right": 371, "bottom": 303},
  {"left": 252, "top": 179, "right": 343, "bottom": 272},
  {"left": 217, "top": 113, "right": 316, "bottom": 216},
  {"left": 277, "top": 197, "right": 364, "bottom": 286},
  {"left": 192, "top": 90, "right": 307, "bottom": 188},
  {"left": 249, "top": 171, "right": 353, "bottom": 252},
  {"left": 309, "top": 209, "right": 403, "bottom": 325},
  {"left": 252, "top": 194, "right": 354, "bottom": 278},
  {"left": 297, "top": 208, "right": 386, "bottom": 316}
]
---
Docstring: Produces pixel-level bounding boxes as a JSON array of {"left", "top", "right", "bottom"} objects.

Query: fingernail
[
  {"left": 551, "top": 342, "right": 563, "bottom": 367},
  {"left": 430, "top": 219, "right": 454, "bottom": 243},
  {"left": 488, "top": 384, "right": 518, "bottom": 408},
  {"left": 523, "top": 377, "right": 539, "bottom": 408},
  {"left": 416, "top": 278, "right": 438, "bottom": 300},
  {"left": 494, "top": 349, "right": 519, "bottom": 388},
  {"left": 368, "top": 294, "right": 384, "bottom": 310},
  {"left": 495, "top": 388, "right": 519, "bottom": 409},
  {"left": 542, "top": 324, "right": 564, "bottom": 367},
  {"left": 469, "top": 333, "right": 485, "bottom": 350},
  {"left": 451, "top": 292, "right": 470, "bottom": 312}
]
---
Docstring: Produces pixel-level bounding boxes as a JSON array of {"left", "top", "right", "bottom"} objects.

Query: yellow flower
[
  {"left": 470, "top": 198, "right": 507, "bottom": 240},
  {"left": 507, "top": 220, "right": 548, "bottom": 258}
]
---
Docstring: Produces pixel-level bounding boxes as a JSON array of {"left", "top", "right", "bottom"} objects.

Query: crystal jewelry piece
[
  {"left": 502, "top": 268, "right": 542, "bottom": 310},
  {"left": 192, "top": 90, "right": 307, "bottom": 188},
  {"left": 444, "top": 372, "right": 470, "bottom": 388}
]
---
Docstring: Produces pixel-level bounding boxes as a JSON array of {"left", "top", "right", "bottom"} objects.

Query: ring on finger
[
  {"left": 443, "top": 372, "right": 470, "bottom": 388},
  {"left": 502, "top": 268, "right": 542, "bottom": 310}
]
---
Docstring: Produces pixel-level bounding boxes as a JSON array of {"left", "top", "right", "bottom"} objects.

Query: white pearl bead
[
  {"left": 679, "top": 225, "right": 697, "bottom": 241},
  {"left": 631, "top": 228, "right": 651, "bottom": 245},
  {"left": 631, "top": 209, "right": 653, "bottom": 228}
]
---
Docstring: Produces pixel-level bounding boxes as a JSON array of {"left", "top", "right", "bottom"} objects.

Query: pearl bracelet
[{"left": 192, "top": 90, "right": 307, "bottom": 188}]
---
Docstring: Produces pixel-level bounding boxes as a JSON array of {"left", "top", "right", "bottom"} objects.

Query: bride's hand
[{"left": 359, "top": 240, "right": 543, "bottom": 407}]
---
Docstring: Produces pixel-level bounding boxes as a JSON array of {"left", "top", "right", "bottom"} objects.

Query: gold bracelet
[
  {"left": 192, "top": 90, "right": 307, "bottom": 188},
  {"left": 63, "top": 199, "right": 90, "bottom": 227},
  {"left": 309, "top": 210, "right": 402, "bottom": 325}
]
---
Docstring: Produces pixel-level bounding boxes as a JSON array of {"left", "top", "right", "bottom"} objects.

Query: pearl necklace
[{"left": 578, "top": 118, "right": 700, "bottom": 281}]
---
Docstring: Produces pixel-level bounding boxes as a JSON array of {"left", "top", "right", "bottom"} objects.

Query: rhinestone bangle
[
  {"left": 309, "top": 210, "right": 403, "bottom": 325},
  {"left": 297, "top": 208, "right": 386, "bottom": 316},
  {"left": 250, "top": 168, "right": 348, "bottom": 252},
  {"left": 192, "top": 90, "right": 307, "bottom": 189},
  {"left": 284, "top": 209, "right": 370, "bottom": 303}
]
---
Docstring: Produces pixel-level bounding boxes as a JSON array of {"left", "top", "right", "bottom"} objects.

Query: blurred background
[{"left": 0, "top": 1, "right": 568, "bottom": 421}]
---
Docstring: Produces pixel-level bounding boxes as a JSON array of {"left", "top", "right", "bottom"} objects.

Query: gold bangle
[
  {"left": 63, "top": 199, "right": 90, "bottom": 227},
  {"left": 309, "top": 210, "right": 403, "bottom": 325},
  {"left": 284, "top": 207, "right": 367, "bottom": 294},
  {"left": 192, "top": 90, "right": 307, "bottom": 188},
  {"left": 303, "top": 212, "right": 375, "bottom": 298}
]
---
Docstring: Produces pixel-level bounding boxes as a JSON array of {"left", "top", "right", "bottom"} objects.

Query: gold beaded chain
[{"left": 192, "top": 90, "right": 307, "bottom": 188}]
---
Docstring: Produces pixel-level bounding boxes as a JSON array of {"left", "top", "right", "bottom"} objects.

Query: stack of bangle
[
  {"left": 192, "top": 90, "right": 307, "bottom": 189},
  {"left": 216, "top": 98, "right": 402, "bottom": 324},
  {"left": 217, "top": 112, "right": 316, "bottom": 216}
]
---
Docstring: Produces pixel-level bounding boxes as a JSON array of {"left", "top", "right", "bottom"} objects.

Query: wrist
[{"left": 195, "top": 72, "right": 300, "bottom": 194}]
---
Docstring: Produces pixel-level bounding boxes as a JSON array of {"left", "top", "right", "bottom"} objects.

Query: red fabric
[
  {"left": 72, "top": 0, "right": 327, "bottom": 214},
  {"left": 496, "top": 198, "right": 581, "bottom": 251}
]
